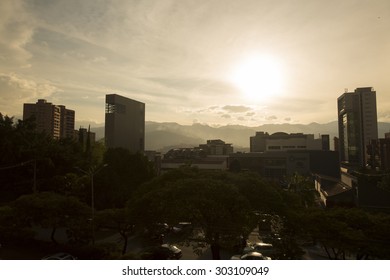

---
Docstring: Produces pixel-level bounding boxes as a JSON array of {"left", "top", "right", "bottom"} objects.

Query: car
[
  {"left": 42, "top": 252, "right": 77, "bottom": 260},
  {"left": 231, "top": 252, "right": 271, "bottom": 260},
  {"left": 243, "top": 242, "right": 274, "bottom": 255},
  {"left": 172, "top": 222, "right": 192, "bottom": 233},
  {"left": 161, "top": 244, "right": 182, "bottom": 259}
]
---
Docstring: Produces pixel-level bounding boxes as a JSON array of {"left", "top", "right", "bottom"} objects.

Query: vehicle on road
[
  {"left": 243, "top": 242, "right": 274, "bottom": 256},
  {"left": 42, "top": 252, "right": 77, "bottom": 260},
  {"left": 172, "top": 222, "right": 192, "bottom": 233},
  {"left": 140, "top": 244, "right": 182, "bottom": 260},
  {"left": 231, "top": 251, "right": 271, "bottom": 260}
]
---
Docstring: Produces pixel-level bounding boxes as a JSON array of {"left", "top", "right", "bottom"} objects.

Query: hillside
[{"left": 90, "top": 121, "right": 390, "bottom": 152}]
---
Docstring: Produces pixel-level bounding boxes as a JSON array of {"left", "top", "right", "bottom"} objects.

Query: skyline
[{"left": 1, "top": 0, "right": 390, "bottom": 127}]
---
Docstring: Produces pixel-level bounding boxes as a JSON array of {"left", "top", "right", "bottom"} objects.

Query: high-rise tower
[
  {"left": 337, "top": 87, "right": 378, "bottom": 167},
  {"left": 105, "top": 94, "right": 145, "bottom": 153},
  {"left": 23, "top": 99, "right": 75, "bottom": 139}
]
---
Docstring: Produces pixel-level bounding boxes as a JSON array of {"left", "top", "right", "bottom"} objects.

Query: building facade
[
  {"left": 198, "top": 139, "right": 233, "bottom": 155},
  {"left": 105, "top": 94, "right": 145, "bottom": 153},
  {"left": 366, "top": 137, "right": 390, "bottom": 171},
  {"left": 23, "top": 99, "right": 75, "bottom": 139},
  {"left": 229, "top": 150, "right": 340, "bottom": 180},
  {"left": 337, "top": 87, "right": 378, "bottom": 167},
  {"left": 250, "top": 132, "right": 329, "bottom": 153}
]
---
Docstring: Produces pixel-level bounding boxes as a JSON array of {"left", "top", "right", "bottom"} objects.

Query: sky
[{"left": 1, "top": 0, "right": 390, "bottom": 127}]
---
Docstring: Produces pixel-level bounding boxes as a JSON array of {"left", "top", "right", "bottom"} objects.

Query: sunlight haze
[{"left": 1, "top": 0, "right": 389, "bottom": 127}]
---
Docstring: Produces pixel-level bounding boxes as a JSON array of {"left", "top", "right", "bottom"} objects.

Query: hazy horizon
[{"left": 1, "top": 0, "right": 389, "bottom": 127}]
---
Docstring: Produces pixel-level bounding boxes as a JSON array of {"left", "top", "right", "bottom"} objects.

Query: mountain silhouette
[{"left": 91, "top": 121, "right": 390, "bottom": 153}]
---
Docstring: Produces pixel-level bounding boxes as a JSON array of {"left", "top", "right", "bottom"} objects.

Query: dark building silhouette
[
  {"left": 23, "top": 99, "right": 75, "bottom": 139},
  {"left": 77, "top": 126, "right": 96, "bottom": 149},
  {"left": 367, "top": 137, "right": 390, "bottom": 171},
  {"left": 322, "top": 87, "right": 390, "bottom": 210},
  {"left": 198, "top": 139, "right": 233, "bottom": 155},
  {"left": 337, "top": 87, "right": 378, "bottom": 167},
  {"left": 229, "top": 150, "right": 340, "bottom": 180},
  {"left": 105, "top": 94, "right": 145, "bottom": 153}
]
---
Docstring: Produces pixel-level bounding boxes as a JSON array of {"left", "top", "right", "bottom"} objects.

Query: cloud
[
  {"left": 0, "top": 1, "right": 36, "bottom": 66},
  {"left": 0, "top": 73, "right": 59, "bottom": 115},
  {"left": 221, "top": 114, "right": 231, "bottom": 119},
  {"left": 222, "top": 105, "right": 252, "bottom": 113},
  {"left": 266, "top": 115, "right": 278, "bottom": 121}
]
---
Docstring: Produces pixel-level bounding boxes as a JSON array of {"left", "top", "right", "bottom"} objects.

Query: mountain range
[{"left": 90, "top": 121, "right": 390, "bottom": 153}]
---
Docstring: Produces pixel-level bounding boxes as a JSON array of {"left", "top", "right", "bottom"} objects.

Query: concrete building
[
  {"left": 59, "top": 105, "right": 75, "bottom": 139},
  {"left": 105, "top": 94, "right": 145, "bottom": 153},
  {"left": 161, "top": 156, "right": 229, "bottom": 173},
  {"left": 314, "top": 174, "right": 354, "bottom": 208},
  {"left": 337, "top": 87, "right": 378, "bottom": 167},
  {"left": 77, "top": 127, "right": 96, "bottom": 149},
  {"left": 250, "top": 132, "right": 329, "bottom": 152},
  {"left": 198, "top": 139, "right": 233, "bottom": 155},
  {"left": 23, "top": 99, "right": 74, "bottom": 139},
  {"left": 316, "top": 87, "right": 390, "bottom": 209},
  {"left": 366, "top": 137, "right": 390, "bottom": 171},
  {"left": 160, "top": 140, "right": 233, "bottom": 173},
  {"left": 229, "top": 150, "right": 340, "bottom": 180}
]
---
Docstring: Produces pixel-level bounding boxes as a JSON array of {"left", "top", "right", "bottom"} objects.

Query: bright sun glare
[{"left": 231, "top": 54, "right": 284, "bottom": 102}]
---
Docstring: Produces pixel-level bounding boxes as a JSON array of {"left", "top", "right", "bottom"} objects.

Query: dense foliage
[{"left": 1, "top": 113, "right": 389, "bottom": 260}]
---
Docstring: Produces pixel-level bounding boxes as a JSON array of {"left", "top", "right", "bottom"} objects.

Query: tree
[
  {"left": 96, "top": 208, "right": 135, "bottom": 255},
  {"left": 0, "top": 205, "right": 35, "bottom": 243},
  {"left": 93, "top": 148, "right": 155, "bottom": 209},
  {"left": 130, "top": 168, "right": 252, "bottom": 259},
  {"left": 378, "top": 174, "right": 390, "bottom": 193},
  {"left": 301, "top": 207, "right": 390, "bottom": 260},
  {"left": 286, "top": 173, "right": 318, "bottom": 208},
  {"left": 12, "top": 192, "right": 91, "bottom": 244}
]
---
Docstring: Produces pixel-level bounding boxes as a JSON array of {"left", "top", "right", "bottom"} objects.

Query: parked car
[
  {"left": 42, "top": 252, "right": 77, "bottom": 260},
  {"left": 231, "top": 252, "right": 271, "bottom": 260},
  {"left": 243, "top": 242, "right": 274, "bottom": 256},
  {"left": 172, "top": 222, "right": 192, "bottom": 233},
  {"left": 161, "top": 244, "right": 182, "bottom": 259}
]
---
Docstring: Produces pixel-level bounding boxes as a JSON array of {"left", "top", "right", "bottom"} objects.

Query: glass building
[
  {"left": 337, "top": 87, "right": 378, "bottom": 167},
  {"left": 105, "top": 94, "right": 145, "bottom": 153}
]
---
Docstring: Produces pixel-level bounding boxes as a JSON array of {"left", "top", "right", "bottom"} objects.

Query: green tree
[
  {"left": 96, "top": 208, "right": 135, "bottom": 255},
  {"left": 93, "top": 148, "right": 155, "bottom": 209},
  {"left": 301, "top": 208, "right": 390, "bottom": 260},
  {"left": 12, "top": 192, "right": 91, "bottom": 244},
  {"left": 378, "top": 174, "right": 390, "bottom": 193},
  {"left": 130, "top": 168, "right": 252, "bottom": 259}
]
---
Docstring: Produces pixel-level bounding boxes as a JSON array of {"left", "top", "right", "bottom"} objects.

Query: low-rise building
[
  {"left": 229, "top": 150, "right": 340, "bottom": 180},
  {"left": 161, "top": 140, "right": 232, "bottom": 173},
  {"left": 250, "top": 132, "right": 329, "bottom": 153},
  {"left": 314, "top": 174, "right": 354, "bottom": 207}
]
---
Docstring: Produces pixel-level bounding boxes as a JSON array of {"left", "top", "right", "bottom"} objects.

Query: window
[
  {"left": 105, "top": 102, "right": 126, "bottom": 114},
  {"left": 268, "top": 146, "right": 281, "bottom": 150}
]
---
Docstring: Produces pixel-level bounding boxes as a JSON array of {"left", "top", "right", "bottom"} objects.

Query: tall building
[
  {"left": 59, "top": 105, "right": 75, "bottom": 139},
  {"left": 105, "top": 94, "right": 145, "bottom": 153},
  {"left": 23, "top": 99, "right": 75, "bottom": 139},
  {"left": 337, "top": 87, "right": 378, "bottom": 167}
]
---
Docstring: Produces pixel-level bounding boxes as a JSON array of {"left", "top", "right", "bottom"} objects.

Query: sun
[{"left": 231, "top": 54, "right": 284, "bottom": 102}]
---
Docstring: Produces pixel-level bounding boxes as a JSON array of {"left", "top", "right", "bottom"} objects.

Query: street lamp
[{"left": 75, "top": 164, "right": 108, "bottom": 245}]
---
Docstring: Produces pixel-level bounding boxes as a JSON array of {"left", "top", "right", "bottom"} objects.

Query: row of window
[{"left": 268, "top": 145, "right": 307, "bottom": 150}]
